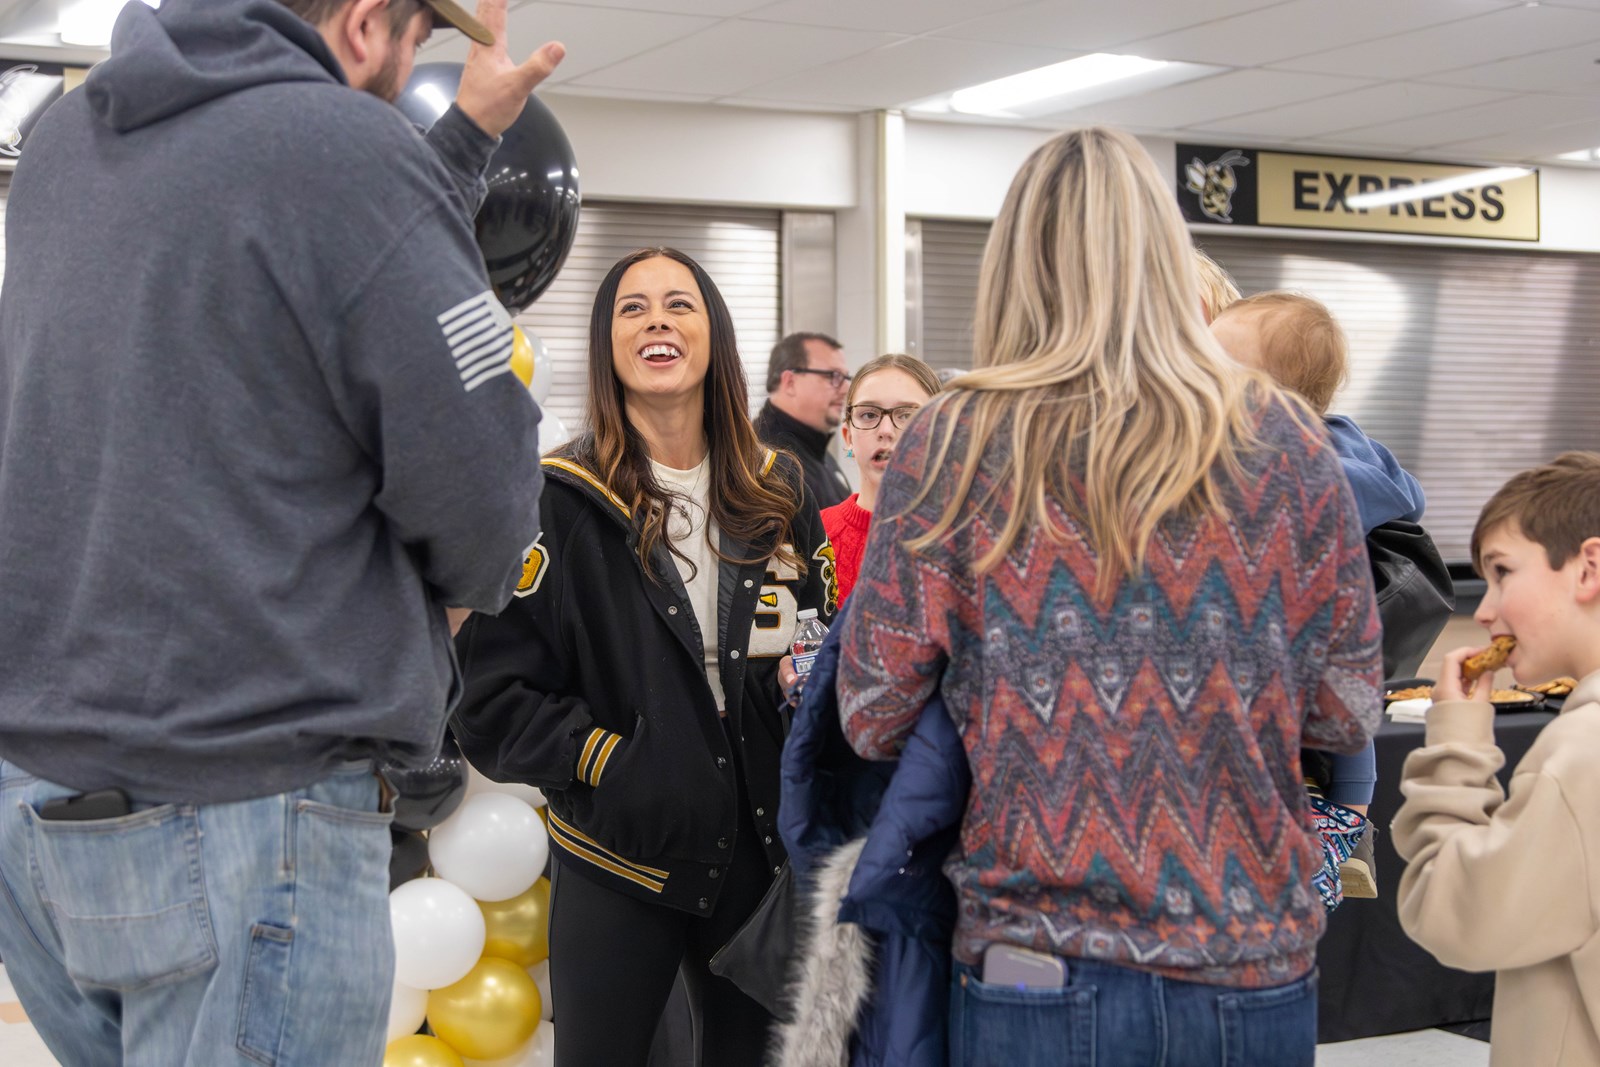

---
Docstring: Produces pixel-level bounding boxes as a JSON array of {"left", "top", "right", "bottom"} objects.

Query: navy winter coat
[{"left": 778, "top": 598, "right": 971, "bottom": 1067}]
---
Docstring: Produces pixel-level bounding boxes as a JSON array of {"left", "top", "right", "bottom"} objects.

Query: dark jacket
[
  {"left": 453, "top": 449, "right": 837, "bottom": 915},
  {"left": 775, "top": 599, "right": 969, "bottom": 1067},
  {"left": 0, "top": 0, "right": 541, "bottom": 804},
  {"left": 756, "top": 401, "right": 853, "bottom": 510}
]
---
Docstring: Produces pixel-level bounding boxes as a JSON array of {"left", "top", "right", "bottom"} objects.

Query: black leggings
[{"left": 548, "top": 801, "right": 776, "bottom": 1067}]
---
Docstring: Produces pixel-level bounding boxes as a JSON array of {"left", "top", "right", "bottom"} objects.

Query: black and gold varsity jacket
[{"left": 452, "top": 446, "right": 837, "bottom": 915}]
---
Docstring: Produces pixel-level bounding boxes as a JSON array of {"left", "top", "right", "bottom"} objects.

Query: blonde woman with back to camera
[{"left": 835, "top": 128, "right": 1384, "bottom": 1066}]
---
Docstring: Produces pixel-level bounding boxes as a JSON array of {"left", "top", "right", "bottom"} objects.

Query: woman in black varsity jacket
[{"left": 453, "top": 248, "right": 837, "bottom": 1066}]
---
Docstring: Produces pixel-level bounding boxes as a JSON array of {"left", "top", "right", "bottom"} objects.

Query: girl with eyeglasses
[{"left": 822, "top": 354, "right": 942, "bottom": 604}]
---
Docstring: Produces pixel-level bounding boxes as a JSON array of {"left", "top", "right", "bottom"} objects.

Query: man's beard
[{"left": 364, "top": 45, "right": 406, "bottom": 104}]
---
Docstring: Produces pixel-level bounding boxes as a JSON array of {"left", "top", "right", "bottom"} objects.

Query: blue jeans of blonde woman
[
  {"left": 0, "top": 759, "right": 395, "bottom": 1067},
  {"left": 950, "top": 957, "right": 1317, "bottom": 1067}
]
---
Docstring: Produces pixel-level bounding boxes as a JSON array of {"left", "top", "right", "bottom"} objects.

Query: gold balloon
[
  {"left": 479, "top": 876, "right": 550, "bottom": 969},
  {"left": 383, "top": 1034, "right": 464, "bottom": 1067},
  {"left": 427, "top": 957, "right": 542, "bottom": 1061},
  {"left": 510, "top": 326, "right": 534, "bottom": 388}
]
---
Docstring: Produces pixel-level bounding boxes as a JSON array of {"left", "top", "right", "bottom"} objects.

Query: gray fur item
[{"left": 768, "top": 838, "right": 874, "bottom": 1067}]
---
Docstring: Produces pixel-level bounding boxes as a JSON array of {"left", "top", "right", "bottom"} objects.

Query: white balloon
[
  {"left": 429, "top": 792, "right": 549, "bottom": 902},
  {"left": 386, "top": 977, "right": 429, "bottom": 1042},
  {"left": 529, "top": 959, "right": 553, "bottom": 1021},
  {"left": 463, "top": 1021, "right": 555, "bottom": 1067},
  {"left": 464, "top": 763, "right": 546, "bottom": 808},
  {"left": 537, "top": 411, "right": 571, "bottom": 454},
  {"left": 530, "top": 1022, "right": 556, "bottom": 1066},
  {"left": 389, "top": 877, "right": 486, "bottom": 990},
  {"left": 524, "top": 331, "right": 555, "bottom": 405}
]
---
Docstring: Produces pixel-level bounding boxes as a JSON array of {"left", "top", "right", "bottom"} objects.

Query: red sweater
[{"left": 821, "top": 493, "right": 873, "bottom": 604}]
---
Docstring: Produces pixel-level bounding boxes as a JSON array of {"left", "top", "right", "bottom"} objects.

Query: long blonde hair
[{"left": 909, "top": 127, "right": 1269, "bottom": 590}]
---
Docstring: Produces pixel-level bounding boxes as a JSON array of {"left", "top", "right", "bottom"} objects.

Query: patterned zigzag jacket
[
  {"left": 453, "top": 450, "right": 836, "bottom": 914},
  {"left": 838, "top": 393, "right": 1384, "bottom": 989}
]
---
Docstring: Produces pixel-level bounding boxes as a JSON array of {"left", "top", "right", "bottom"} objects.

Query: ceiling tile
[
  {"left": 570, "top": 21, "right": 902, "bottom": 96},
  {"left": 739, "top": 0, "right": 1035, "bottom": 35},
  {"left": 1432, "top": 116, "right": 1600, "bottom": 160},
  {"left": 1188, "top": 82, "right": 1513, "bottom": 140},
  {"left": 417, "top": 3, "right": 717, "bottom": 82},
  {"left": 714, "top": 96, "right": 863, "bottom": 114},
  {"left": 929, "top": 0, "right": 1285, "bottom": 52},
  {"left": 1275, "top": 4, "right": 1600, "bottom": 79},
  {"left": 1420, "top": 39, "right": 1600, "bottom": 93},
  {"left": 1046, "top": 69, "right": 1372, "bottom": 131},
  {"left": 543, "top": 85, "right": 718, "bottom": 105},
  {"left": 735, "top": 36, "right": 1077, "bottom": 108},
  {"left": 1125, "top": 0, "right": 1507, "bottom": 67},
  {"left": 549, "top": 0, "right": 772, "bottom": 14},
  {"left": 1323, "top": 92, "right": 1600, "bottom": 149}
]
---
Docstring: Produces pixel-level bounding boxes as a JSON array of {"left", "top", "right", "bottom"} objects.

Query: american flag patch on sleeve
[{"left": 437, "top": 291, "right": 516, "bottom": 392}]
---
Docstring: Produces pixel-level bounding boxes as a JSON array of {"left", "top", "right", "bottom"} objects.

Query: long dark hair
[{"left": 558, "top": 247, "right": 803, "bottom": 578}]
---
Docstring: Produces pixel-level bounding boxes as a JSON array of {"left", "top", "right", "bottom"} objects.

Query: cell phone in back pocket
[
  {"left": 37, "top": 788, "right": 132, "bottom": 822},
  {"left": 981, "top": 943, "right": 1067, "bottom": 989}
]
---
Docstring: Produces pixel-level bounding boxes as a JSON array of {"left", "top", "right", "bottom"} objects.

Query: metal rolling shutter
[
  {"left": 1199, "top": 235, "right": 1600, "bottom": 562},
  {"left": 514, "top": 202, "right": 782, "bottom": 435},
  {"left": 908, "top": 219, "right": 1600, "bottom": 562},
  {"left": 913, "top": 218, "right": 988, "bottom": 373}
]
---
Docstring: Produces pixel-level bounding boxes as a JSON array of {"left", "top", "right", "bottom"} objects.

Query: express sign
[{"left": 1176, "top": 144, "right": 1539, "bottom": 242}]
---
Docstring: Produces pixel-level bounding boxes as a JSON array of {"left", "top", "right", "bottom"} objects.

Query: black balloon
[
  {"left": 396, "top": 63, "right": 581, "bottom": 313},
  {"left": 390, "top": 828, "right": 431, "bottom": 890},
  {"left": 382, "top": 736, "right": 470, "bottom": 832}
]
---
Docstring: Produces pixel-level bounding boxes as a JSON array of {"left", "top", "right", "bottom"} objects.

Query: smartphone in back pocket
[{"left": 981, "top": 943, "right": 1067, "bottom": 989}]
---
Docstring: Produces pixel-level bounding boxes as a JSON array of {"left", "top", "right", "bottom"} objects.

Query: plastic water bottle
[{"left": 791, "top": 608, "right": 829, "bottom": 682}]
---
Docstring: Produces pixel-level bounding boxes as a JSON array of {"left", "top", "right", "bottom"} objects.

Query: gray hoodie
[{"left": 0, "top": 0, "right": 543, "bottom": 803}]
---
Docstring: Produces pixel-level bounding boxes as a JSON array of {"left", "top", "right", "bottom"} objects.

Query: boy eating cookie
[{"left": 1393, "top": 451, "right": 1600, "bottom": 1067}]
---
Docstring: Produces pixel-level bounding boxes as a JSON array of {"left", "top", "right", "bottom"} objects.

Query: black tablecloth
[{"left": 1315, "top": 708, "right": 1556, "bottom": 1042}]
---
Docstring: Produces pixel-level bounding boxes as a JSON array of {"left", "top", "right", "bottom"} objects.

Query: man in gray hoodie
[{"left": 0, "top": 0, "right": 562, "bottom": 1062}]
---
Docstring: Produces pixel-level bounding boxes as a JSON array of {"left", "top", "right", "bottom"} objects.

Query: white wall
[
  {"left": 903, "top": 121, "right": 1176, "bottom": 221},
  {"left": 538, "top": 94, "right": 1600, "bottom": 357},
  {"left": 541, "top": 93, "right": 857, "bottom": 210}
]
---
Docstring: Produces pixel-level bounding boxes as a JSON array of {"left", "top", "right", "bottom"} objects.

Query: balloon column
[
  {"left": 395, "top": 64, "right": 580, "bottom": 315},
  {"left": 385, "top": 753, "right": 556, "bottom": 1066},
  {"left": 510, "top": 326, "right": 570, "bottom": 452}
]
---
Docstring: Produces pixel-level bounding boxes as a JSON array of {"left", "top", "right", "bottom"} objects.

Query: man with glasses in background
[{"left": 755, "top": 331, "right": 853, "bottom": 509}]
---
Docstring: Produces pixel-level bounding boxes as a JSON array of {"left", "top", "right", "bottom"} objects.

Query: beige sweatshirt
[{"left": 1393, "top": 671, "right": 1600, "bottom": 1067}]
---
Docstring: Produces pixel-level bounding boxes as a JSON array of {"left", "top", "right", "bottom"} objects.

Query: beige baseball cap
[{"left": 423, "top": 0, "right": 495, "bottom": 46}]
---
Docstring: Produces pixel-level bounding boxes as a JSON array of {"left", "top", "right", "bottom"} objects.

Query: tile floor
[{"left": 0, "top": 962, "right": 1489, "bottom": 1067}]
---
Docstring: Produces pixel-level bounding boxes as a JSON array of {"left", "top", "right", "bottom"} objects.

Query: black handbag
[
  {"left": 1367, "top": 520, "right": 1455, "bottom": 680},
  {"left": 708, "top": 861, "right": 798, "bottom": 1021}
]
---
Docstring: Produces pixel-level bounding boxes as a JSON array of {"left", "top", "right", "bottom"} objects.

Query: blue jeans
[
  {"left": 0, "top": 760, "right": 395, "bottom": 1067},
  {"left": 1324, "top": 741, "right": 1378, "bottom": 808},
  {"left": 950, "top": 957, "right": 1316, "bottom": 1067}
]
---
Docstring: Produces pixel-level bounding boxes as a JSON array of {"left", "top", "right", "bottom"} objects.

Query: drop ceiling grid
[
  {"left": 277, "top": 0, "right": 1600, "bottom": 162},
  {"left": 565, "top": 20, "right": 906, "bottom": 97}
]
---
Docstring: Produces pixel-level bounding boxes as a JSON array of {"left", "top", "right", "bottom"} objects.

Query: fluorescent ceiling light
[
  {"left": 60, "top": 0, "right": 158, "bottom": 48},
  {"left": 1558, "top": 147, "right": 1600, "bottom": 162},
  {"left": 949, "top": 54, "right": 1168, "bottom": 117},
  {"left": 1345, "top": 166, "right": 1534, "bottom": 210}
]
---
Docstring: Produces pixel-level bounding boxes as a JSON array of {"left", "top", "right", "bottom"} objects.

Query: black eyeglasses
[
  {"left": 791, "top": 368, "right": 852, "bottom": 389},
  {"left": 847, "top": 404, "right": 920, "bottom": 430}
]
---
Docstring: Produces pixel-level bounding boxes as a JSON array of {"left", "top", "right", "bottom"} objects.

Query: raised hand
[{"left": 455, "top": 0, "right": 564, "bottom": 138}]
